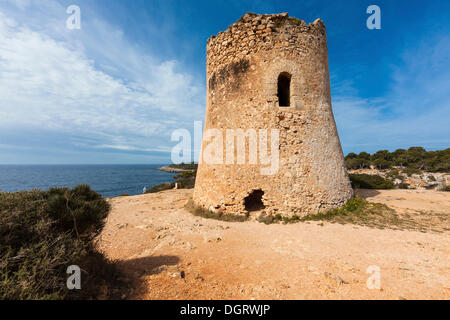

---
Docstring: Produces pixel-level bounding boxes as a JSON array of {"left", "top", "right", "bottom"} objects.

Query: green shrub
[
  {"left": 386, "top": 169, "right": 400, "bottom": 180},
  {"left": 349, "top": 174, "right": 395, "bottom": 189},
  {"left": 168, "top": 162, "right": 198, "bottom": 170},
  {"left": 404, "top": 167, "right": 421, "bottom": 177},
  {"left": 372, "top": 158, "right": 392, "bottom": 170},
  {"left": 257, "top": 214, "right": 274, "bottom": 224},
  {"left": 173, "top": 170, "right": 196, "bottom": 189},
  {"left": 345, "top": 147, "right": 450, "bottom": 173},
  {"left": 288, "top": 17, "right": 304, "bottom": 26},
  {"left": 184, "top": 199, "right": 248, "bottom": 222},
  {"left": 257, "top": 197, "right": 368, "bottom": 225},
  {"left": 282, "top": 215, "right": 300, "bottom": 224},
  {"left": 256, "top": 213, "right": 302, "bottom": 225},
  {"left": 0, "top": 185, "right": 118, "bottom": 300},
  {"left": 146, "top": 170, "right": 197, "bottom": 193},
  {"left": 301, "top": 196, "right": 367, "bottom": 222},
  {"left": 398, "top": 183, "right": 410, "bottom": 189},
  {"left": 145, "top": 182, "right": 175, "bottom": 193}
]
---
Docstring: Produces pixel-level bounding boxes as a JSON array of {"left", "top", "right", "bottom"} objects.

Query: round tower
[{"left": 193, "top": 12, "right": 353, "bottom": 217}]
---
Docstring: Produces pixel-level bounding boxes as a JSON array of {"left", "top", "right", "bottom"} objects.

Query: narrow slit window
[{"left": 277, "top": 72, "right": 291, "bottom": 107}]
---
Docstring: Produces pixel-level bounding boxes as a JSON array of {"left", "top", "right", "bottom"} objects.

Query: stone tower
[{"left": 193, "top": 12, "right": 353, "bottom": 217}]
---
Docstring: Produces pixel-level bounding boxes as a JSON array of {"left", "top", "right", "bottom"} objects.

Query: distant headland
[{"left": 157, "top": 163, "right": 198, "bottom": 173}]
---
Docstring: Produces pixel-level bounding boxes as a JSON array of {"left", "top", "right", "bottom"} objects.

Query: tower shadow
[{"left": 109, "top": 255, "right": 180, "bottom": 300}]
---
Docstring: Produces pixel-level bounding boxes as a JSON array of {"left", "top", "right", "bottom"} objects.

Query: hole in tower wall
[
  {"left": 277, "top": 72, "right": 291, "bottom": 107},
  {"left": 244, "top": 189, "right": 266, "bottom": 212}
]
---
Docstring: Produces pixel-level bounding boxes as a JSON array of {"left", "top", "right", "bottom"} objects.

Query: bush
[
  {"left": 168, "top": 163, "right": 198, "bottom": 170},
  {"left": 184, "top": 199, "right": 248, "bottom": 222},
  {"left": 257, "top": 213, "right": 274, "bottom": 224},
  {"left": 0, "top": 185, "right": 117, "bottom": 300},
  {"left": 345, "top": 147, "right": 450, "bottom": 173},
  {"left": 386, "top": 169, "right": 400, "bottom": 180},
  {"left": 301, "top": 196, "right": 367, "bottom": 222},
  {"left": 372, "top": 158, "right": 392, "bottom": 170},
  {"left": 281, "top": 215, "right": 301, "bottom": 224},
  {"left": 173, "top": 171, "right": 196, "bottom": 189},
  {"left": 349, "top": 174, "right": 395, "bottom": 189},
  {"left": 145, "top": 182, "right": 175, "bottom": 194},
  {"left": 398, "top": 183, "right": 409, "bottom": 189},
  {"left": 146, "top": 170, "right": 197, "bottom": 193},
  {"left": 258, "top": 197, "right": 368, "bottom": 225},
  {"left": 404, "top": 167, "right": 421, "bottom": 177}
]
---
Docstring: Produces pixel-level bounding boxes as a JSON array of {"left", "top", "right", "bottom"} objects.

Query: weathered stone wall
[{"left": 193, "top": 12, "right": 353, "bottom": 217}]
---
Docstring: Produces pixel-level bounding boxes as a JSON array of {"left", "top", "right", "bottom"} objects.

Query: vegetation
[
  {"left": 349, "top": 173, "right": 395, "bottom": 189},
  {"left": 0, "top": 185, "right": 120, "bottom": 300},
  {"left": 288, "top": 17, "right": 304, "bottom": 26},
  {"left": 398, "top": 182, "right": 410, "bottom": 189},
  {"left": 185, "top": 198, "right": 248, "bottom": 222},
  {"left": 345, "top": 147, "right": 450, "bottom": 172},
  {"left": 301, "top": 196, "right": 449, "bottom": 233},
  {"left": 261, "top": 213, "right": 301, "bottom": 224},
  {"left": 172, "top": 170, "right": 196, "bottom": 189},
  {"left": 386, "top": 169, "right": 401, "bottom": 180},
  {"left": 252, "top": 197, "right": 367, "bottom": 225},
  {"left": 258, "top": 196, "right": 393, "bottom": 228},
  {"left": 403, "top": 167, "right": 421, "bottom": 177},
  {"left": 301, "top": 196, "right": 368, "bottom": 222},
  {"left": 145, "top": 182, "right": 175, "bottom": 193},
  {"left": 167, "top": 162, "right": 198, "bottom": 171},
  {"left": 146, "top": 169, "right": 197, "bottom": 194},
  {"left": 187, "top": 194, "right": 448, "bottom": 233}
]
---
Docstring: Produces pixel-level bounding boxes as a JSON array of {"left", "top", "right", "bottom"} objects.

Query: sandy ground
[
  {"left": 357, "top": 189, "right": 450, "bottom": 214},
  {"left": 97, "top": 189, "right": 450, "bottom": 300}
]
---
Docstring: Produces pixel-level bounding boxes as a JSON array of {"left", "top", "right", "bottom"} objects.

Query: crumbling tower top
[
  {"left": 206, "top": 12, "right": 326, "bottom": 73},
  {"left": 194, "top": 12, "right": 353, "bottom": 217}
]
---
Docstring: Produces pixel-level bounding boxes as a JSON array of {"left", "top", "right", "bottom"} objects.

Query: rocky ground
[
  {"left": 97, "top": 189, "right": 450, "bottom": 300},
  {"left": 348, "top": 168, "right": 449, "bottom": 190}
]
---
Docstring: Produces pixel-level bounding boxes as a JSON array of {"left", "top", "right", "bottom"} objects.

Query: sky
[{"left": 0, "top": 0, "right": 449, "bottom": 164}]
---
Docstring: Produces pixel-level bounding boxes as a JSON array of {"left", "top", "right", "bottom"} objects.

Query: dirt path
[{"left": 97, "top": 189, "right": 450, "bottom": 300}]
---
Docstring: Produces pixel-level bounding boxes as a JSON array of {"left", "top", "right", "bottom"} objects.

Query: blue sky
[{"left": 0, "top": 0, "right": 449, "bottom": 164}]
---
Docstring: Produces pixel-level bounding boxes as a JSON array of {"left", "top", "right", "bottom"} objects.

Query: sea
[{"left": 0, "top": 165, "right": 178, "bottom": 198}]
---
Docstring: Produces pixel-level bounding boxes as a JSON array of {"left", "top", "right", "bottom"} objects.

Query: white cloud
[
  {"left": 92, "top": 144, "right": 172, "bottom": 153},
  {"left": 0, "top": 3, "right": 205, "bottom": 160},
  {"left": 5, "top": 0, "right": 32, "bottom": 10},
  {"left": 1, "top": 0, "right": 448, "bottom": 163}
]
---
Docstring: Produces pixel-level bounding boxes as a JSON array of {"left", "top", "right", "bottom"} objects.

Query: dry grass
[
  {"left": 302, "top": 197, "right": 449, "bottom": 233},
  {"left": 184, "top": 198, "right": 248, "bottom": 222},
  {"left": 0, "top": 185, "right": 124, "bottom": 299},
  {"left": 184, "top": 194, "right": 449, "bottom": 234}
]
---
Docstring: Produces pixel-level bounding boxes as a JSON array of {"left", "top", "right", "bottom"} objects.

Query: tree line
[{"left": 345, "top": 147, "right": 450, "bottom": 172}]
